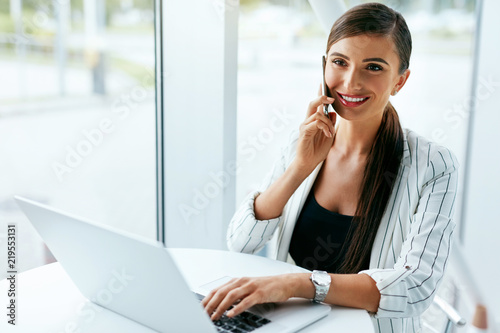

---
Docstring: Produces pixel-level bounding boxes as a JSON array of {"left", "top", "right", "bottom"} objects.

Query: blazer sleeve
[
  {"left": 226, "top": 131, "right": 299, "bottom": 254},
  {"left": 360, "top": 146, "right": 459, "bottom": 319}
]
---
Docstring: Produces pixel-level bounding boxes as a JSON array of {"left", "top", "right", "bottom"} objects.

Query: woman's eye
[
  {"left": 332, "top": 59, "right": 346, "bottom": 66},
  {"left": 367, "top": 64, "right": 383, "bottom": 71}
]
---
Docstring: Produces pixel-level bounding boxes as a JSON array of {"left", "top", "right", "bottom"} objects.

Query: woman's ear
[{"left": 392, "top": 69, "right": 411, "bottom": 96}]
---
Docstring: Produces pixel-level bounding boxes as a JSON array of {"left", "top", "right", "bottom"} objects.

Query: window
[{"left": 0, "top": 0, "right": 156, "bottom": 273}]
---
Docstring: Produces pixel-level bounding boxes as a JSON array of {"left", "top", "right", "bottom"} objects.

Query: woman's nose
[{"left": 343, "top": 69, "right": 362, "bottom": 92}]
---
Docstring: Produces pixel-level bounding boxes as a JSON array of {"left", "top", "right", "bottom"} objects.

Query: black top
[{"left": 289, "top": 190, "right": 357, "bottom": 274}]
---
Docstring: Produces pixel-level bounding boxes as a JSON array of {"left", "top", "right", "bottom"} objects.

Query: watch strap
[{"left": 310, "top": 270, "right": 331, "bottom": 303}]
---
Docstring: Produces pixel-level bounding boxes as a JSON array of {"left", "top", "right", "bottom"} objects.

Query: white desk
[{"left": 0, "top": 248, "right": 374, "bottom": 332}]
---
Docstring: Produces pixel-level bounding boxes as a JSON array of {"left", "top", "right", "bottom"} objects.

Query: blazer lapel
[{"left": 369, "top": 134, "right": 412, "bottom": 268}]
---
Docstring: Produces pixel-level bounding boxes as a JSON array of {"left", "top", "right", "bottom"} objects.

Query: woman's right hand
[
  {"left": 252, "top": 93, "right": 336, "bottom": 221},
  {"left": 294, "top": 95, "right": 336, "bottom": 173}
]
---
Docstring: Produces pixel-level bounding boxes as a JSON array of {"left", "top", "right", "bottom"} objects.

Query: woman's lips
[{"left": 336, "top": 92, "right": 370, "bottom": 107}]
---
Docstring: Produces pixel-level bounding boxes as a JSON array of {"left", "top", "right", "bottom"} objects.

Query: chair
[{"left": 433, "top": 295, "right": 467, "bottom": 333}]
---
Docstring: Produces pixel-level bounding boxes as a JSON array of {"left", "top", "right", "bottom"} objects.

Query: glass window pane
[
  {"left": 0, "top": 0, "right": 156, "bottom": 273},
  {"left": 237, "top": 1, "right": 321, "bottom": 205}
]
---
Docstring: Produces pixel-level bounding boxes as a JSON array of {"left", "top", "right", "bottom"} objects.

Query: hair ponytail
[{"left": 338, "top": 103, "right": 404, "bottom": 274}]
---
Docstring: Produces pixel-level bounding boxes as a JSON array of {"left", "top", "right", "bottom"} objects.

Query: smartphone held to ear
[{"left": 322, "top": 55, "right": 335, "bottom": 118}]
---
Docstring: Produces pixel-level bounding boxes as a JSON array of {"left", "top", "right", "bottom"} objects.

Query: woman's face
[{"left": 325, "top": 34, "right": 410, "bottom": 123}]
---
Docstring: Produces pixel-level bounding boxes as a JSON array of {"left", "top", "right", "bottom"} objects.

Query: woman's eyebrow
[
  {"left": 329, "top": 52, "right": 390, "bottom": 66},
  {"left": 329, "top": 52, "right": 349, "bottom": 59},
  {"left": 363, "top": 57, "right": 389, "bottom": 65}
]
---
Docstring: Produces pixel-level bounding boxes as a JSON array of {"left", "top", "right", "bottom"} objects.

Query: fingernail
[
  {"left": 227, "top": 310, "right": 234, "bottom": 317},
  {"left": 327, "top": 97, "right": 335, "bottom": 101}
]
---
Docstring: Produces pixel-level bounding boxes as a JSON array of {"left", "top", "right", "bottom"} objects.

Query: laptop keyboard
[
  {"left": 213, "top": 310, "right": 271, "bottom": 332},
  {"left": 194, "top": 292, "right": 271, "bottom": 332}
]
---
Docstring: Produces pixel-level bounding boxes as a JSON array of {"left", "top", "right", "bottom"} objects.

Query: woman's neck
[{"left": 333, "top": 114, "right": 383, "bottom": 157}]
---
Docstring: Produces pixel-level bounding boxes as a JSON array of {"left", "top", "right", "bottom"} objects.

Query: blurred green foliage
[
  {"left": 241, "top": 0, "right": 265, "bottom": 6},
  {"left": 0, "top": 1, "right": 8, "bottom": 13},
  {"left": 110, "top": 56, "right": 154, "bottom": 86},
  {"left": 0, "top": 12, "right": 15, "bottom": 33},
  {"left": 0, "top": 0, "right": 154, "bottom": 28}
]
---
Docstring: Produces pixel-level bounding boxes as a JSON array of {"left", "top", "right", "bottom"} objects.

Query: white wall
[
  {"left": 162, "top": 1, "right": 238, "bottom": 249},
  {"left": 462, "top": 0, "right": 500, "bottom": 325}
]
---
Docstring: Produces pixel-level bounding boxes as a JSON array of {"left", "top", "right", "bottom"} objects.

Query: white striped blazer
[{"left": 227, "top": 128, "right": 459, "bottom": 333}]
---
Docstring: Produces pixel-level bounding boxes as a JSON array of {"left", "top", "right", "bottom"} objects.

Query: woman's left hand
[{"left": 201, "top": 274, "right": 304, "bottom": 321}]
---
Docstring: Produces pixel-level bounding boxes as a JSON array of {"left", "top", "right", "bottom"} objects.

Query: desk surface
[{"left": 0, "top": 248, "right": 374, "bottom": 332}]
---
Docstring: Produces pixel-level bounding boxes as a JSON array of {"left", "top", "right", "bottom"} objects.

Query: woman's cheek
[
  {"left": 367, "top": 77, "right": 391, "bottom": 97},
  {"left": 324, "top": 70, "right": 339, "bottom": 94}
]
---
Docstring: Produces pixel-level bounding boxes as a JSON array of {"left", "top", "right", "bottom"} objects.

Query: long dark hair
[{"left": 327, "top": 3, "right": 411, "bottom": 273}]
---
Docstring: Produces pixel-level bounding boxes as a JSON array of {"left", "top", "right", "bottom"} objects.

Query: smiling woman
[
  {"left": 327, "top": 37, "right": 407, "bottom": 112},
  {"left": 204, "top": 3, "right": 459, "bottom": 333}
]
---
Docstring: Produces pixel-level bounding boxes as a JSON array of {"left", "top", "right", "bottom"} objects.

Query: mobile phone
[{"left": 322, "top": 55, "right": 334, "bottom": 117}]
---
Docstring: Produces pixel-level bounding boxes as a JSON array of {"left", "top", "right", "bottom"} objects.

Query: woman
[{"left": 203, "top": 3, "right": 459, "bottom": 332}]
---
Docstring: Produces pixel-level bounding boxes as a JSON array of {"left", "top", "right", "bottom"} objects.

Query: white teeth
[{"left": 341, "top": 94, "right": 367, "bottom": 103}]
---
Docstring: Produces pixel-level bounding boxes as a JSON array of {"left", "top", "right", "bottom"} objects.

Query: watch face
[{"left": 313, "top": 271, "right": 331, "bottom": 286}]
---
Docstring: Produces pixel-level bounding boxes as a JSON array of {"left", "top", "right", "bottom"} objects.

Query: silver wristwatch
[{"left": 310, "top": 270, "right": 331, "bottom": 303}]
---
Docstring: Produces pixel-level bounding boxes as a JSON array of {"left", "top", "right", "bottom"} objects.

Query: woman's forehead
[{"left": 328, "top": 35, "right": 398, "bottom": 61}]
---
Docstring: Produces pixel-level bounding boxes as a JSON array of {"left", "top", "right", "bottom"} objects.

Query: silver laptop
[{"left": 15, "top": 196, "right": 331, "bottom": 333}]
